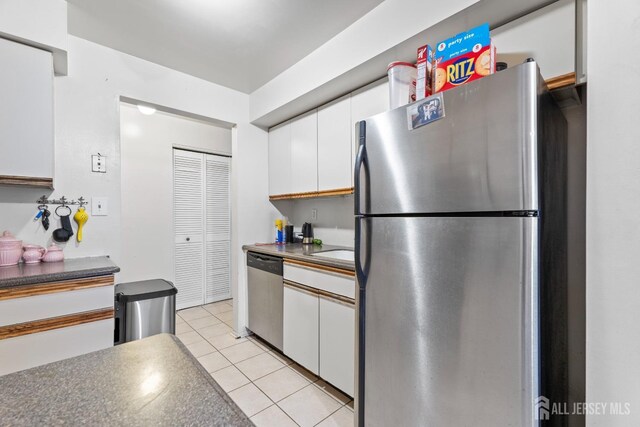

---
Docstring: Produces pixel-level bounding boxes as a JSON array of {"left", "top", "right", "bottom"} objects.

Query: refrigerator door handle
[
  {"left": 354, "top": 217, "right": 365, "bottom": 288},
  {"left": 354, "top": 120, "right": 367, "bottom": 216},
  {"left": 354, "top": 216, "right": 370, "bottom": 427}
]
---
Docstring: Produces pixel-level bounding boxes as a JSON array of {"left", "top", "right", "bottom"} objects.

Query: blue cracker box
[{"left": 434, "top": 23, "right": 495, "bottom": 92}]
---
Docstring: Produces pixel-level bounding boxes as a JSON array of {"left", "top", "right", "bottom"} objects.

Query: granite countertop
[
  {"left": 0, "top": 334, "right": 253, "bottom": 426},
  {"left": 242, "top": 243, "right": 354, "bottom": 271},
  {"left": 0, "top": 256, "right": 120, "bottom": 289}
]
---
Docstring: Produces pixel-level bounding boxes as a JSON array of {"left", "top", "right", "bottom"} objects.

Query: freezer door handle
[
  {"left": 354, "top": 217, "right": 369, "bottom": 290},
  {"left": 354, "top": 120, "right": 367, "bottom": 216}
]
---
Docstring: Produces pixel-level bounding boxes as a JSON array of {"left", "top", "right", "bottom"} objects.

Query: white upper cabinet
[
  {"left": 491, "top": 0, "right": 575, "bottom": 80},
  {"left": 290, "top": 110, "right": 318, "bottom": 194},
  {"left": 267, "top": 79, "right": 388, "bottom": 197},
  {"left": 318, "top": 95, "right": 351, "bottom": 192},
  {"left": 268, "top": 122, "right": 292, "bottom": 196},
  {"left": 0, "top": 38, "right": 54, "bottom": 187},
  {"left": 350, "top": 79, "right": 389, "bottom": 184}
]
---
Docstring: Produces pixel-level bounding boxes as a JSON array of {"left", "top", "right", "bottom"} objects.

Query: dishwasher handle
[{"left": 247, "top": 252, "right": 283, "bottom": 275}]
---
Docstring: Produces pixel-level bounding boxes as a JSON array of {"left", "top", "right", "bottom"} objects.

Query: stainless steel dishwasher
[{"left": 247, "top": 251, "right": 283, "bottom": 351}]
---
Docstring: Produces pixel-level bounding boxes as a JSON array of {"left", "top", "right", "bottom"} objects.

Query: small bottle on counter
[{"left": 275, "top": 219, "right": 283, "bottom": 244}]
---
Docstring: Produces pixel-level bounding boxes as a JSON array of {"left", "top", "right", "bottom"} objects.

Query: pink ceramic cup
[{"left": 22, "top": 245, "right": 46, "bottom": 264}]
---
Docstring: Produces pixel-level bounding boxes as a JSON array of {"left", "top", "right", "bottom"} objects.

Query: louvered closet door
[
  {"left": 205, "top": 154, "right": 231, "bottom": 303},
  {"left": 173, "top": 149, "right": 205, "bottom": 309}
]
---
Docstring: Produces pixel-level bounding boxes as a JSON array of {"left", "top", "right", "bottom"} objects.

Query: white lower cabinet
[
  {"left": 0, "top": 275, "right": 115, "bottom": 376},
  {"left": 283, "top": 261, "right": 356, "bottom": 396},
  {"left": 283, "top": 283, "right": 319, "bottom": 374},
  {"left": 319, "top": 295, "right": 355, "bottom": 396},
  {"left": 0, "top": 319, "right": 113, "bottom": 376}
]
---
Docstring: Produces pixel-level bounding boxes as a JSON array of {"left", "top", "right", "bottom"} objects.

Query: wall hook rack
[{"left": 37, "top": 195, "right": 88, "bottom": 207}]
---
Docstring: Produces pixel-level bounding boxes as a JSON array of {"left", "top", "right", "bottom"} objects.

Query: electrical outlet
[
  {"left": 92, "top": 197, "right": 108, "bottom": 216},
  {"left": 92, "top": 155, "right": 107, "bottom": 173},
  {"left": 311, "top": 209, "right": 317, "bottom": 221}
]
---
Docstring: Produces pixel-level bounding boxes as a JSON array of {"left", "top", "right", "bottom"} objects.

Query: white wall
[
  {"left": 0, "top": 24, "right": 275, "bottom": 335},
  {"left": 119, "top": 103, "right": 232, "bottom": 284},
  {"left": 273, "top": 196, "right": 355, "bottom": 247},
  {"left": 586, "top": 1, "right": 640, "bottom": 425},
  {"left": 250, "top": 0, "right": 479, "bottom": 123},
  {"left": 0, "top": 0, "right": 67, "bottom": 51},
  {"left": 0, "top": 35, "right": 249, "bottom": 259}
]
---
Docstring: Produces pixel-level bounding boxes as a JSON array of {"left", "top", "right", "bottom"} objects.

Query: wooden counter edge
[{"left": 0, "top": 275, "right": 115, "bottom": 301}]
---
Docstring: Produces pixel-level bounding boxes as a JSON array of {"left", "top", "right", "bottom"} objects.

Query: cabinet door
[
  {"left": 0, "top": 319, "right": 113, "bottom": 376},
  {"left": 268, "top": 123, "right": 291, "bottom": 196},
  {"left": 318, "top": 95, "right": 352, "bottom": 191},
  {"left": 319, "top": 295, "right": 355, "bottom": 396},
  {"left": 0, "top": 38, "right": 54, "bottom": 182},
  {"left": 174, "top": 149, "right": 205, "bottom": 309},
  {"left": 283, "top": 283, "right": 319, "bottom": 374},
  {"left": 350, "top": 79, "right": 389, "bottom": 185},
  {"left": 290, "top": 111, "right": 318, "bottom": 194},
  {"left": 204, "top": 154, "right": 231, "bottom": 303}
]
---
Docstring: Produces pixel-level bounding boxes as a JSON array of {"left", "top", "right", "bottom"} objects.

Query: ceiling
[{"left": 66, "top": 0, "right": 384, "bottom": 94}]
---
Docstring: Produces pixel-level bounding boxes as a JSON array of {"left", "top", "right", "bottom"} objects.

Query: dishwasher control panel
[{"left": 247, "top": 252, "right": 283, "bottom": 275}]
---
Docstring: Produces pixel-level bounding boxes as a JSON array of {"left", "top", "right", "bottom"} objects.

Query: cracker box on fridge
[
  {"left": 416, "top": 44, "right": 434, "bottom": 101},
  {"left": 434, "top": 23, "right": 496, "bottom": 93}
]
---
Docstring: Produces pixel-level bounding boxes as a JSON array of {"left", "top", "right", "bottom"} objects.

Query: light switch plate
[
  {"left": 311, "top": 209, "right": 317, "bottom": 221},
  {"left": 92, "top": 155, "right": 106, "bottom": 173},
  {"left": 92, "top": 197, "right": 108, "bottom": 216}
]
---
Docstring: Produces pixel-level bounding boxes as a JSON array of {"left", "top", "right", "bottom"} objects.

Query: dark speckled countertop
[
  {"left": 0, "top": 256, "right": 120, "bottom": 289},
  {"left": 242, "top": 243, "right": 354, "bottom": 271},
  {"left": 0, "top": 334, "right": 253, "bottom": 426}
]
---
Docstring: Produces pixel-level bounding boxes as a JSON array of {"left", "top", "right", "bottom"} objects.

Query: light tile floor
[{"left": 176, "top": 300, "right": 354, "bottom": 427}]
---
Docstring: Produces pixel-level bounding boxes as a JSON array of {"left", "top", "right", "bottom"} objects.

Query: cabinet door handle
[{"left": 186, "top": 237, "right": 191, "bottom": 242}]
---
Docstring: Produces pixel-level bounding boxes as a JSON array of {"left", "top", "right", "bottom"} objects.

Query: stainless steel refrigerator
[{"left": 354, "top": 61, "right": 568, "bottom": 426}]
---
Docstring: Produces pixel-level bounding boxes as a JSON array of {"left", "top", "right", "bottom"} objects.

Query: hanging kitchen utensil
[
  {"left": 73, "top": 207, "right": 88, "bottom": 242},
  {"left": 34, "top": 207, "right": 45, "bottom": 220},
  {"left": 41, "top": 208, "right": 51, "bottom": 230},
  {"left": 52, "top": 205, "right": 74, "bottom": 242},
  {"left": 34, "top": 205, "right": 51, "bottom": 230}
]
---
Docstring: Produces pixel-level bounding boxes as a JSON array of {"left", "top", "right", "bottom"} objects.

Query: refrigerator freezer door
[
  {"left": 356, "top": 62, "right": 540, "bottom": 215},
  {"left": 359, "top": 216, "right": 538, "bottom": 427}
]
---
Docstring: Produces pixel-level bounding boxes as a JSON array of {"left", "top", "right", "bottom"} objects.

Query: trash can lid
[{"left": 115, "top": 279, "right": 177, "bottom": 303}]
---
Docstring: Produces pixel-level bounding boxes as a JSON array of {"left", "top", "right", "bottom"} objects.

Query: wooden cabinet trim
[
  {"left": 0, "top": 175, "right": 53, "bottom": 189},
  {"left": 283, "top": 280, "right": 319, "bottom": 297},
  {"left": 546, "top": 72, "right": 576, "bottom": 91},
  {"left": 0, "top": 275, "right": 114, "bottom": 301},
  {"left": 269, "top": 187, "right": 353, "bottom": 201},
  {"left": 284, "top": 279, "right": 355, "bottom": 305},
  {"left": 285, "top": 258, "right": 355, "bottom": 277},
  {"left": 318, "top": 291, "right": 356, "bottom": 307},
  {"left": 0, "top": 308, "right": 114, "bottom": 340}
]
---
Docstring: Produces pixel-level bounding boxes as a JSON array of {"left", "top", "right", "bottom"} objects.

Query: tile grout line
[
  {"left": 312, "top": 403, "right": 349, "bottom": 427},
  {"left": 181, "top": 303, "right": 353, "bottom": 426},
  {"left": 251, "top": 401, "right": 301, "bottom": 426},
  {"left": 250, "top": 366, "right": 316, "bottom": 404}
]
